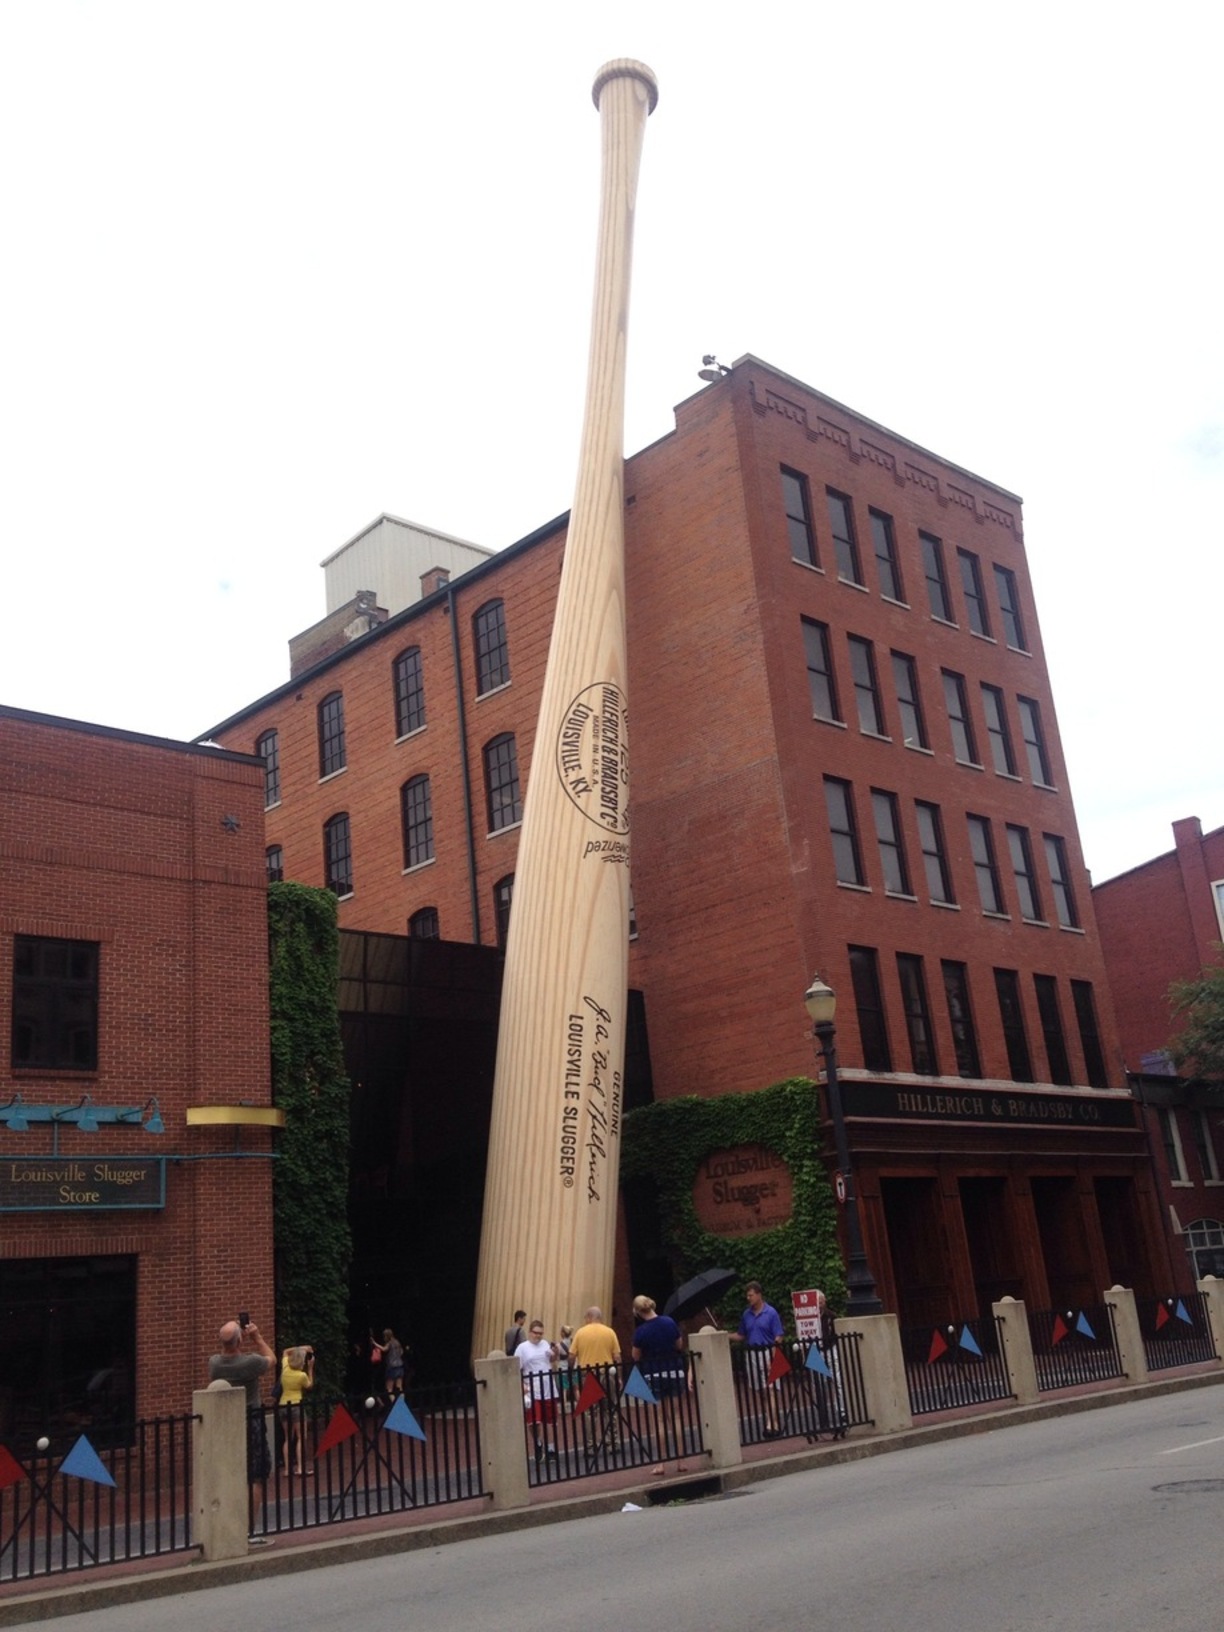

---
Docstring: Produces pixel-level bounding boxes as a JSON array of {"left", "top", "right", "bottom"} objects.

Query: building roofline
[
  {"left": 1, "top": 703, "right": 261, "bottom": 767},
  {"left": 1093, "top": 817, "right": 1224, "bottom": 891},
  {"left": 319, "top": 512, "right": 494, "bottom": 569}
]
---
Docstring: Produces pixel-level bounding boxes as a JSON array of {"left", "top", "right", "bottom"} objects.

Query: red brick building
[
  {"left": 1093, "top": 816, "right": 1224, "bottom": 1285},
  {"left": 206, "top": 355, "right": 1167, "bottom": 1330},
  {"left": 0, "top": 706, "right": 275, "bottom": 1441}
]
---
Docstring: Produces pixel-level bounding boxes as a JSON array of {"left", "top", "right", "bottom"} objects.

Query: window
[
  {"left": 870, "top": 509, "right": 904, "bottom": 601},
  {"left": 1006, "top": 825, "right": 1042, "bottom": 920},
  {"left": 12, "top": 936, "right": 99, "bottom": 1071},
  {"left": 1193, "top": 1112, "right": 1221, "bottom": 1182},
  {"left": 393, "top": 647, "right": 425, "bottom": 737},
  {"left": 968, "top": 814, "right": 1005, "bottom": 914},
  {"left": 1044, "top": 834, "right": 1080, "bottom": 928},
  {"left": 1033, "top": 974, "right": 1072, "bottom": 1084},
  {"left": 994, "top": 968, "right": 1034, "bottom": 1082},
  {"left": 401, "top": 774, "right": 434, "bottom": 868},
  {"left": 848, "top": 636, "right": 886, "bottom": 735},
  {"left": 1017, "top": 696, "right": 1052, "bottom": 785},
  {"left": 628, "top": 885, "right": 638, "bottom": 940},
  {"left": 318, "top": 692, "right": 346, "bottom": 777},
  {"left": 1213, "top": 880, "right": 1224, "bottom": 940},
  {"left": 897, "top": 954, "right": 938, "bottom": 1074},
  {"left": 1071, "top": 980, "right": 1109, "bottom": 1087},
  {"left": 943, "top": 671, "right": 979, "bottom": 764},
  {"left": 849, "top": 945, "right": 892, "bottom": 1071},
  {"left": 957, "top": 548, "right": 991, "bottom": 637},
  {"left": 324, "top": 813, "right": 353, "bottom": 896},
  {"left": 826, "top": 490, "right": 862, "bottom": 584},
  {"left": 941, "top": 961, "right": 982, "bottom": 1077},
  {"left": 872, "top": 790, "right": 912, "bottom": 896},
  {"left": 921, "top": 532, "right": 953, "bottom": 621},
  {"left": 782, "top": 467, "right": 818, "bottom": 566},
  {"left": 409, "top": 907, "right": 440, "bottom": 940},
  {"left": 825, "top": 778, "right": 865, "bottom": 887},
  {"left": 802, "top": 618, "right": 840, "bottom": 722},
  {"left": 994, "top": 564, "right": 1027, "bottom": 650},
  {"left": 484, "top": 733, "right": 522, "bottom": 832},
  {"left": 1186, "top": 1218, "right": 1224, "bottom": 1280},
  {"left": 493, "top": 874, "right": 515, "bottom": 949},
  {"left": 265, "top": 845, "right": 284, "bottom": 883},
  {"left": 474, "top": 600, "right": 510, "bottom": 694},
  {"left": 256, "top": 729, "right": 280, "bottom": 807},
  {"left": 1159, "top": 1109, "right": 1189, "bottom": 1183},
  {"left": 891, "top": 652, "right": 928, "bottom": 749},
  {"left": 981, "top": 685, "right": 1017, "bottom": 776},
  {"left": 916, "top": 801, "right": 955, "bottom": 905}
]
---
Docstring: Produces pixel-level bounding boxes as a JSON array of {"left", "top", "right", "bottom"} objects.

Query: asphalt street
[{"left": 15, "top": 1389, "right": 1224, "bottom": 1632}]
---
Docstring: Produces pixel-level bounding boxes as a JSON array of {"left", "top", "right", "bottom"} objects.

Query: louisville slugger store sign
[{"left": 0, "top": 1157, "right": 166, "bottom": 1211}]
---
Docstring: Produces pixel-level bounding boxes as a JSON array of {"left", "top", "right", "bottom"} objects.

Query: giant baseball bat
[{"left": 472, "top": 61, "right": 657, "bottom": 1361}]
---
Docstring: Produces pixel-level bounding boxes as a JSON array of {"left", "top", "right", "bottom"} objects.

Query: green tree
[
  {"left": 1168, "top": 952, "right": 1224, "bottom": 1085},
  {"left": 268, "top": 882, "right": 353, "bottom": 1393}
]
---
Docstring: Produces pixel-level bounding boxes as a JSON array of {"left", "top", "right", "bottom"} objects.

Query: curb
[{"left": 2, "top": 1368, "right": 1220, "bottom": 1626}]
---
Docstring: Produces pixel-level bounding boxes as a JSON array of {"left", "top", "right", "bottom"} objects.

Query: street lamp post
[{"left": 804, "top": 974, "right": 883, "bottom": 1316}]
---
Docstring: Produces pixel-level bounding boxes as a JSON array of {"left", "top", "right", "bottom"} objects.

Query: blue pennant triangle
[
  {"left": 804, "top": 1345, "right": 834, "bottom": 1378},
  {"left": 958, "top": 1326, "right": 983, "bottom": 1357},
  {"left": 622, "top": 1366, "right": 658, "bottom": 1405},
  {"left": 1075, "top": 1313, "right": 1096, "bottom": 1340},
  {"left": 1174, "top": 1299, "right": 1193, "bottom": 1326},
  {"left": 58, "top": 1435, "right": 116, "bottom": 1488},
  {"left": 382, "top": 1396, "right": 426, "bottom": 1442}
]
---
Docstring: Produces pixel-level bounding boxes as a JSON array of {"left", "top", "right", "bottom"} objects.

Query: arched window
[
  {"left": 493, "top": 875, "right": 514, "bottom": 949},
  {"left": 1186, "top": 1218, "right": 1224, "bottom": 1281},
  {"left": 409, "top": 907, "right": 440, "bottom": 940},
  {"left": 318, "top": 692, "right": 346, "bottom": 777},
  {"left": 323, "top": 812, "right": 353, "bottom": 896},
  {"left": 393, "top": 647, "right": 425, "bottom": 737},
  {"left": 483, "top": 733, "right": 522, "bottom": 832},
  {"left": 401, "top": 774, "right": 434, "bottom": 869},
  {"left": 256, "top": 729, "right": 280, "bottom": 807},
  {"left": 473, "top": 600, "right": 510, "bottom": 694}
]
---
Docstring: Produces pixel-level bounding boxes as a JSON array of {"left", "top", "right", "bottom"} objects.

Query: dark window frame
[
  {"left": 12, "top": 935, "right": 100, "bottom": 1072},
  {"left": 994, "top": 967, "right": 1034, "bottom": 1082},
  {"left": 324, "top": 812, "right": 353, "bottom": 897},
  {"left": 474, "top": 600, "right": 511, "bottom": 695},
  {"left": 484, "top": 733, "right": 523, "bottom": 832},
  {"left": 400, "top": 774, "right": 435, "bottom": 869},
  {"left": 943, "top": 670, "right": 979, "bottom": 765},
  {"left": 849, "top": 945, "right": 892, "bottom": 1072},
  {"left": 318, "top": 691, "right": 346, "bottom": 778},
  {"left": 921, "top": 531, "right": 953, "bottom": 621},
  {"left": 916, "top": 800, "right": 955, "bottom": 905},
  {"left": 957, "top": 547, "right": 992, "bottom": 637},
  {"left": 1034, "top": 974, "right": 1073, "bottom": 1085},
  {"left": 1006, "top": 824, "right": 1043, "bottom": 921},
  {"left": 256, "top": 729, "right": 280, "bottom": 807},
  {"left": 981, "top": 684, "right": 1017, "bottom": 777},
  {"left": 1017, "top": 696, "right": 1053, "bottom": 786},
  {"left": 891, "top": 651, "right": 928, "bottom": 750},
  {"left": 870, "top": 508, "right": 904, "bottom": 601},
  {"left": 826, "top": 489, "right": 862, "bottom": 585},
  {"left": 782, "top": 466, "right": 818, "bottom": 567},
  {"left": 968, "top": 813, "right": 1005, "bottom": 915},
  {"left": 849, "top": 635, "right": 886, "bottom": 736},
  {"left": 802, "top": 617, "right": 840, "bottom": 723},
  {"left": 941, "top": 960, "right": 982, "bottom": 1077},
  {"left": 409, "top": 906, "right": 440, "bottom": 940},
  {"left": 994, "top": 564, "right": 1028, "bottom": 650},
  {"left": 393, "top": 646, "right": 426, "bottom": 738},
  {"left": 896, "top": 953, "right": 938, "bottom": 1075},
  {"left": 1071, "top": 980, "right": 1109, "bottom": 1087},
  {"left": 1044, "top": 834, "right": 1080, "bottom": 928},
  {"left": 872, "top": 788, "right": 912, "bottom": 897},
  {"left": 265, "top": 845, "right": 284, "bottom": 883},
  {"left": 493, "top": 874, "right": 515, "bottom": 949},
  {"left": 824, "top": 777, "right": 866, "bottom": 887}
]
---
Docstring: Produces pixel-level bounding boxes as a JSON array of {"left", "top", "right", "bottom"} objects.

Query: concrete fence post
[
  {"left": 474, "top": 1352, "right": 529, "bottom": 1511},
  {"left": 1104, "top": 1285, "right": 1149, "bottom": 1384},
  {"left": 1196, "top": 1275, "right": 1224, "bottom": 1360},
  {"left": 835, "top": 1312, "right": 911, "bottom": 1433},
  {"left": 992, "top": 1296, "right": 1038, "bottom": 1404},
  {"left": 193, "top": 1382, "right": 250, "bottom": 1561},
  {"left": 687, "top": 1327, "right": 743, "bottom": 1470}
]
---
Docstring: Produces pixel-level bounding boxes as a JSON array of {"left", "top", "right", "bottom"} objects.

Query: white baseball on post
[{"left": 472, "top": 61, "right": 657, "bottom": 1362}]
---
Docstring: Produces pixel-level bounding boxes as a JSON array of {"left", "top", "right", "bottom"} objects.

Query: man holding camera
[{"left": 209, "top": 1316, "right": 276, "bottom": 1484}]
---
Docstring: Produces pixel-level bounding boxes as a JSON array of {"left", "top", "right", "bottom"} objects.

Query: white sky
[{"left": 2, "top": 1, "right": 1220, "bottom": 885}]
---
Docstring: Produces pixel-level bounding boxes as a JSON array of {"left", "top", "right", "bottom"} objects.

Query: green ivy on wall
[
  {"left": 620, "top": 1077, "right": 845, "bottom": 1326},
  {"left": 268, "top": 882, "right": 353, "bottom": 1394}
]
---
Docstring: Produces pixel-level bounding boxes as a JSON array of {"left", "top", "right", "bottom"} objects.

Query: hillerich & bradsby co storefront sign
[
  {"left": 0, "top": 1157, "right": 166, "bottom": 1211},
  {"left": 845, "top": 1082, "right": 1137, "bottom": 1129},
  {"left": 692, "top": 1144, "right": 793, "bottom": 1236}
]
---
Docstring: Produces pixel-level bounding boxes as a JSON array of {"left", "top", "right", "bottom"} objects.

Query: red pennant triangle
[
  {"left": 767, "top": 1346, "right": 792, "bottom": 1384},
  {"left": 574, "top": 1372, "right": 608, "bottom": 1415},
  {"left": 315, "top": 1404, "right": 361, "bottom": 1457},
  {"left": 1155, "top": 1302, "right": 1170, "bottom": 1329},
  {"left": 0, "top": 1445, "right": 28, "bottom": 1492},
  {"left": 927, "top": 1329, "right": 949, "bottom": 1364},
  {"left": 1051, "top": 1315, "right": 1068, "bottom": 1345}
]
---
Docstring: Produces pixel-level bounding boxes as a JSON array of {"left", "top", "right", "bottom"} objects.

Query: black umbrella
[{"left": 663, "top": 1267, "right": 739, "bottom": 1323}]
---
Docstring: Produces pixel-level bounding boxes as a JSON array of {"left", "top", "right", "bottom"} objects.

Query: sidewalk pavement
[{"left": 2, "top": 1365, "right": 1221, "bottom": 1628}]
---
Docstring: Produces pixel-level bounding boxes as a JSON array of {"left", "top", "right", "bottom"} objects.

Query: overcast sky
[{"left": 2, "top": 1, "right": 1220, "bottom": 886}]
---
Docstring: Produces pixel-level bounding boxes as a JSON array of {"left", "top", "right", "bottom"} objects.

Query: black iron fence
[
  {"left": 250, "top": 1382, "right": 485, "bottom": 1540},
  {"left": 732, "top": 1336, "right": 871, "bottom": 1447},
  {"left": 902, "top": 1316, "right": 1015, "bottom": 1417},
  {"left": 1138, "top": 1293, "right": 1219, "bottom": 1372},
  {"left": 1028, "top": 1303, "right": 1123, "bottom": 1391},
  {"left": 522, "top": 1359, "right": 705, "bottom": 1487},
  {"left": 0, "top": 1413, "right": 194, "bottom": 1584}
]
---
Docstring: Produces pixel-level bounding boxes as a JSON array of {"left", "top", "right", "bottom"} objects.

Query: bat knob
[{"left": 592, "top": 59, "right": 658, "bottom": 115}]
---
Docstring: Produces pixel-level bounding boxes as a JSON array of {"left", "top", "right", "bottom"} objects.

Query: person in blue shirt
[{"left": 730, "top": 1280, "right": 784, "bottom": 1437}]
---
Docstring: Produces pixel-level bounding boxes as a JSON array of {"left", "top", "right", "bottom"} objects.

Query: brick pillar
[
  {"left": 474, "top": 1352, "right": 529, "bottom": 1510},
  {"left": 992, "top": 1296, "right": 1038, "bottom": 1404},
  {"left": 1103, "top": 1285, "right": 1149, "bottom": 1384},
  {"left": 1197, "top": 1275, "right": 1224, "bottom": 1360},
  {"left": 835, "top": 1312, "right": 911, "bottom": 1433},
  {"left": 193, "top": 1383, "right": 250, "bottom": 1560},
  {"left": 687, "top": 1327, "right": 743, "bottom": 1470}
]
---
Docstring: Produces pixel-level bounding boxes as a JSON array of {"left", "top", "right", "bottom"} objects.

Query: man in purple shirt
[{"left": 730, "top": 1281, "right": 784, "bottom": 1437}]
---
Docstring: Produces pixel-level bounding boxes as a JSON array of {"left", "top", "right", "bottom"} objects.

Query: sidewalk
[{"left": 2, "top": 1365, "right": 1221, "bottom": 1628}]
